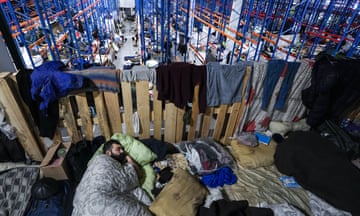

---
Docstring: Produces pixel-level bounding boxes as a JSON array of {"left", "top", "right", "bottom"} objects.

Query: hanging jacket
[
  {"left": 302, "top": 54, "right": 360, "bottom": 127},
  {"left": 30, "top": 61, "right": 85, "bottom": 112}
]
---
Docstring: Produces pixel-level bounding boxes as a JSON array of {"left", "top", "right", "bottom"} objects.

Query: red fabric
[
  {"left": 243, "top": 120, "right": 256, "bottom": 132},
  {"left": 246, "top": 87, "right": 255, "bottom": 105}
]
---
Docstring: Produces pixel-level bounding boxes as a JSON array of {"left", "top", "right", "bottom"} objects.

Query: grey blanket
[
  {"left": 0, "top": 167, "right": 39, "bottom": 216},
  {"left": 72, "top": 155, "right": 152, "bottom": 216}
]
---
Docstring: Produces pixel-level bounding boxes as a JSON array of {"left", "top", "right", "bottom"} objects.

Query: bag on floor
[
  {"left": 66, "top": 140, "right": 93, "bottom": 182},
  {"left": 66, "top": 137, "right": 105, "bottom": 182},
  {"left": 316, "top": 120, "right": 360, "bottom": 159},
  {"left": 26, "top": 179, "right": 73, "bottom": 216}
]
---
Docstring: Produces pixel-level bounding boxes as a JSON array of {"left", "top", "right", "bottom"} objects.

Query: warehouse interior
[
  {"left": 0, "top": 0, "right": 360, "bottom": 216},
  {"left": 1, "top": 0, "right": 360, "bottom": 70}
]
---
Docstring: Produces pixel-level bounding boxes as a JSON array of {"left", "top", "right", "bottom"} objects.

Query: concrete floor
[{"left": 113, "top": 20, "right": 140, "bottom": 69}]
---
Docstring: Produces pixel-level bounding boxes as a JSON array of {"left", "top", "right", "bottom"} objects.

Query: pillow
[
  {"left": 88, "top": 133, "right": 157, "bottom": 166},
  {"left": 149, "top": 168, "right": 208, "bottom": 216},
  {"left": 141, "top": 163, "right": 156, "bottom": 200},
  {"left": 111, "top": 133, "right": 158, "bottom": 165},
  {"left": 230, "top": 139, "right": 277, "bottom": 169}
]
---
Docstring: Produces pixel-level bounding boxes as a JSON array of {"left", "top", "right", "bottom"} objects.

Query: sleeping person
[{"left": 72, "top": 139, "right": 152, "bottom": 216}]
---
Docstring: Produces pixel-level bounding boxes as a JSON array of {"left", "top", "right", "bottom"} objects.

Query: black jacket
[{"left": 302, "top": 54, "right": 360, "bottom": 127}]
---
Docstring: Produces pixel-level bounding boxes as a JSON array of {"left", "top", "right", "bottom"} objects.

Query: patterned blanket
[
  {"left": 0, "top": 167, "right": 39, "bottom": 216},
  {"left": 72, "top": 155, "right": 152, "bottom": 216}
]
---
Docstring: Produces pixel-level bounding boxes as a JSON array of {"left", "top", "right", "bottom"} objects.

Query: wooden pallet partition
[
  {"left": 135, "top": 81, "right": 151, "bottom": 139},
  {"left": 0, "top": 73, "right": 44, "bottom": 161},
  {"left": 75, "top": 93, "right": 93, "bottom": 141},
  {"left": 11, "top": 70, "right": 254, "bottom": 161},
  {"left": 103, "top": 91, "right": 122, "bottom": 134},
  {"left": 152, "top": 85, "right": 163, "bottom": 140},
  {"left": 121, "top": 82, "right": 135, "bottom": 137},
  {"left": 0, "top": 65, "right": 251, "bottom": 161}
]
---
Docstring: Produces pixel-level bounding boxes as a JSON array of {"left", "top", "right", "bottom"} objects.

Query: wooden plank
[
  {"left": 121, "top": 82, "right": 134, "bottom": 136},
  {"left": 136, "top": 81, "right": 151, "bottom": 139},
  {"left": 164, "top": 103, "right": 177, "bottom": 143},
  {"left": 234, "top": 66, "right": 252, "bottom": 135},
  {"left": 187, "top": 85, "right": 199, "bottom": 140},
  {"left": 175, "top": 108, "right": 185, "bottom": 142},
  {"left": 93, "top": 91, "right": 111, "bottom": 140},
  {"left": 213, "top": 105, "right": 228, "bottom": 141},
  {"left": 75, "top": 93, "right": 93, "bottom": 140},
  {"left": 152, "top": 86, "right": 163, "bottom": 140},
  {"left": 0, "top": 73, "right": 44, "bottom": 161},
  {"left": 200, "top": 107, "right": 213, "bottom": 137},
  {"left": 104, "top": 92, "right": 122, "bottom": 134},
  {"left": 60, "top": 97, "right": 82, "bottom": 143},
  {"left": 222, "top": 67, "right": 251, "bottom": 144}
]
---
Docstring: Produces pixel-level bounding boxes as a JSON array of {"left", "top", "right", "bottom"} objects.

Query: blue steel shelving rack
[
  {"left": 2, "top": 0, "right": 359, "bottom": 68},
  {"left": 135, "top": 0, "right": 360, "bottom": 64},
  {"left": 0, "top": 0, "right": 118, "bottom": 70}
]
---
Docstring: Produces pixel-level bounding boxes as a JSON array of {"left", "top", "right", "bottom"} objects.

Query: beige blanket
[{"left": 223, "top": 163, "right": 311, "bottom": 215}]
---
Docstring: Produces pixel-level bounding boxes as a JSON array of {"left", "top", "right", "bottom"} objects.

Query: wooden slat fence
[{"left": 0, "top": 67, "right": 251, "bottom": 161}]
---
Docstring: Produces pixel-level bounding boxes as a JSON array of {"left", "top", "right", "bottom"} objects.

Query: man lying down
[{"left": 72, "top": 139, "right": 152, "bottom": 216}]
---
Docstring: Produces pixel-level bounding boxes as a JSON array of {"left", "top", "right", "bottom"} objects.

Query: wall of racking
[
  {"left": 1, "top": 0, "right": 359, "bottom": 68},
  {"left": 136, "top": 0, "right": 360, "bottom": 64},
  {"left": 0, "top": 0, "right": 119, "bottom": 70}
]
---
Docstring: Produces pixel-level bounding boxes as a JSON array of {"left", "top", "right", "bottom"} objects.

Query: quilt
[
  {"left": 72, "top": 155, "right": 152, "bottom": 216},
  {"left": 0, "top": 167, "right": 39, "bottom": 216}
]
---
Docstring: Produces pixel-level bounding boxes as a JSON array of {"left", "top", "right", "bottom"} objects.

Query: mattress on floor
[{"left": 223, "top": 163, "right": 311, "bottom": 214}]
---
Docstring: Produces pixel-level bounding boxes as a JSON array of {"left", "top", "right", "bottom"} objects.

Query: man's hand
[
  {"left": 126, "top": 155, "right": 142, "bottom": 179},
  {"left": 125, "top": 155, "right": 135, "bottom": 164}
]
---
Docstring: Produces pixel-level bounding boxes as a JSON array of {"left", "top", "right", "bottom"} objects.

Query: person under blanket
[{"left": 72, "top": 140, "right": 152, "bottom": 216}]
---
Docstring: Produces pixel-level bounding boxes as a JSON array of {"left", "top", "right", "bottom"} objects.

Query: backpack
[
  {"left": 26, "top": 179, "right": 73, "bottom": 216},
  {"left": 316, "top": 120, "right": 360, "bottom": 160},
  {"left": 66, "top": 136, "right": 105, "bottom": 182}
]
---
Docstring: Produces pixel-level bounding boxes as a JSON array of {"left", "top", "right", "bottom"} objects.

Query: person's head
[{"left": 103, "top": 139, "right": 127, "bottom": 164}]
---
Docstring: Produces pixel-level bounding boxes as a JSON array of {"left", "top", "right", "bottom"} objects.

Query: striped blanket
[{"left": 66, "top": 67, "right": 121, "bottom": 93}]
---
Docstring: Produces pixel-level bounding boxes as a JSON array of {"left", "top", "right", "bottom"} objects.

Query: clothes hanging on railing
[
  {"left": 236, "top": 60, "right": 313, "bottom": 133},
  {"left": 121, "top": 65, "right": 156, "bottom": 83},
  {"left": 66, "top": 66, "right": 121, "bottom": 92},
  {"left": 30, "top": 61, "right": 120, "bottom": 138},
  {"left": 261, "top": 60, "right": 301, "bottom": 110},
  {"left": 302, "top": 54, "right": 360, "bottom": 127},
  {"left": 156, "top": 62, "right": 207, "bottom": 113},
  {"left": 30, "top": 61, "right": 85, "bottom": 112},
  {"left": 206, "top": 62, "right": 252, "bottom": 107},
  {"left": 272, "top": 60, "right": 313, "bottom": 122}
]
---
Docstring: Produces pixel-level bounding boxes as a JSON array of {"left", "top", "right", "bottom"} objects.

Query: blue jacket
[{"left": 31, "top": 61, "right": 84, "bottom": 112}]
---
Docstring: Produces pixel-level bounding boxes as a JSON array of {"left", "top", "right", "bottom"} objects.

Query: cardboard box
[{"left": 40, "top": 142, "right": 71, "bottom": 180}]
